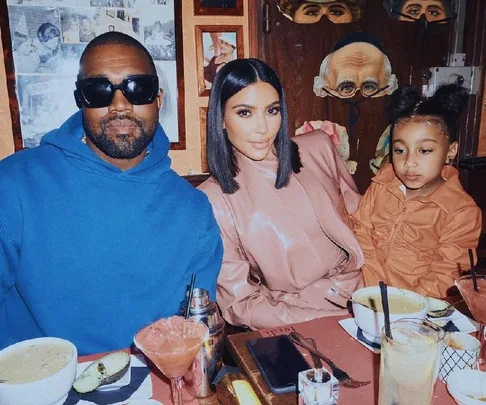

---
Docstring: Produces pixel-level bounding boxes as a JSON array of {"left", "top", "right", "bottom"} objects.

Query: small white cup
[{"left": 439, "top": 332, "right": 480, "bottom": 382}]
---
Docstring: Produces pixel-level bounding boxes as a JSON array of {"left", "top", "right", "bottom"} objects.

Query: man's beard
[{"left": 84, "top": 114, "right": 157, "bottom": 159}]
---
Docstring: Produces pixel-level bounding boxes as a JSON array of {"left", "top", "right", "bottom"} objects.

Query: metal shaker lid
[{"left": 184, "top": 288, "right": 225, "bottom": 335}]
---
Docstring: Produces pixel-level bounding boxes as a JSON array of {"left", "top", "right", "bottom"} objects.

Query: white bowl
[
  {"left": 447, "top": 369, "right": 486, "bottom": 404},
  {"left": 351, "top": 286, "right": 429, "bottom": 341},
  {"left": 0, "top": 337, "right": 77, "bottom": 405}
]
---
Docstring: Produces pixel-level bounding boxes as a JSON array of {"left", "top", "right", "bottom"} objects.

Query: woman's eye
[
  {"left": 305, "top": 10, "right": 320, "bottom": 16},
  {"left": 420, "top": 149, "right": 433, "bottom": 154},
  {"left": 393, "top": 148, "right": 404, "bottom": 154},
  {"left": 407, "top": 7, "right": 421, "bottom": 16},
  {"left": 236, "top": 109, "right": 251, "bottom": 117},
  {"left": 428, "top": 8, "right": 443, "bottom": 17},
  {"left": 328, "top": 7, "right": 344, "bottom": 16},
  {"left": 268, "top": 106, "right": 280, "bottom": 115}
]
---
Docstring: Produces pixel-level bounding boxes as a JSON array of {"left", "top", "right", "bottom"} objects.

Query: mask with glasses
[
  {"left": 74, "top": 74, "right": 159, "bottom": 109},
  {"left": 322, "top": 82, "right": 389, "bottom": 99}
]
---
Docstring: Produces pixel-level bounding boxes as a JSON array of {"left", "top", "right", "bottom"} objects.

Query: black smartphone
[{"left": 246, "top": 334, "right": 310, "bottom": 394}]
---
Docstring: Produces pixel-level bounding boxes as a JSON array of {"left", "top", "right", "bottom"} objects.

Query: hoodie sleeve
[
  {"left": 0, "top": 177, "right": 21, "bottom": 306},
  {"left": 183, "top": 199, "right": 223, "bottom": 303},
  {"left": 328, "top": 134, "right": 361, "bottom": 215}
]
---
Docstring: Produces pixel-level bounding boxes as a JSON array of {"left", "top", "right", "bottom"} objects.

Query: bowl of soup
[
  {"left": 351, "top": 286, "right": 428, "bottom": 341},
  {"left": 0, "top": 337, "right": 77, "bottom": 405}
]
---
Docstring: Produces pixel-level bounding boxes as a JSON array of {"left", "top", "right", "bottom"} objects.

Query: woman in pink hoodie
[{"left": 198, "top": 58, "right": 364, "bottom": 330}]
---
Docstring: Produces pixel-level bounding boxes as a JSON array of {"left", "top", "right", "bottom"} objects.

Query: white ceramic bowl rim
[
  {"left": 352, "top": 286, "right": 429, "bottom": 314},
  {"left": 0, "top": 337, "right": 77, "bottom": 383}
]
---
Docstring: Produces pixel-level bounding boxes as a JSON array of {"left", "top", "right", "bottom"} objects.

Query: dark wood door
[{"left": 254, "top": 1, "right": 466, "bottom": 193}]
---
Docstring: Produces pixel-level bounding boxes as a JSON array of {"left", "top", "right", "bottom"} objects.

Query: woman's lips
[{"left": 249, "top": 140, "right": 270, "bottom": 150}]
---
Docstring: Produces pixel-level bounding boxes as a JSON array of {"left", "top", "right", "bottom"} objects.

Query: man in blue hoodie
[{"left": 0, "top": 32, "right": 223, "bottom": 355}]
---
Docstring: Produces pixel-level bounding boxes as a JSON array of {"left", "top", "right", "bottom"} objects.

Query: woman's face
[
  {"left": 223, "top": 81, "right": 282, "bottom": 162},
  {"left": 69, "top": 19, "right": 78, "bottom": 30},
  {"left": 293, "top": 1, "right": 353, "bottom": 24},
  {"left": 399, "top": 0, "right": 447, "bottom": 22}
]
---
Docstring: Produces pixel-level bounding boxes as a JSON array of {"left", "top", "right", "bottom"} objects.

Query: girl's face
[
  {"left": 392, "top": 118, "right": 457, "bottom": 199},
  {"left": 223, "top": 81, "right": 282, "bottom": 162}
]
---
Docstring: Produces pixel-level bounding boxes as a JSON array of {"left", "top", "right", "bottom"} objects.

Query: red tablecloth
[
  {"left": 227, "top": 315, "right": 458, "bottom": 405},
  {"left": 79, "top": 315, "right": 459, "bottom": 405}
]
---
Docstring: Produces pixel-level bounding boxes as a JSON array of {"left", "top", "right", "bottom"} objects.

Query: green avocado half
[{"left": 72, "top": 351, "right": 131, "bottom": 393}]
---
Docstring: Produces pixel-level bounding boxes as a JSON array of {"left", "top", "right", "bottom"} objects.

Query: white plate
[{"left": 76, "top": 359, "right": 131, "bottom": 391}]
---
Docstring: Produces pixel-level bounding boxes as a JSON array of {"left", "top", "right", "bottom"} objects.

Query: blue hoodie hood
[{"left": 40, "top": 110, "right": 172, "bottom": 180}]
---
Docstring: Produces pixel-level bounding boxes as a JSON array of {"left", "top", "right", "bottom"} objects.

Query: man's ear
[
  {"left": 156, "top": 88, "right": 163, "bottom": 110},
  {"left": 446, "top": 141, "right": 458, "bottom": 163}
]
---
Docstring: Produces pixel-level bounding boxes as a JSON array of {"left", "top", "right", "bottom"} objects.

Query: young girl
[{"left": 352, "top": 84, "right": 482, "bottom": 299}]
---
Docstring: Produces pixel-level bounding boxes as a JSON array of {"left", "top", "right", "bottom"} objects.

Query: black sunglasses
[{"left": 74, "top": 74, "right": 159, "bottom": 109}]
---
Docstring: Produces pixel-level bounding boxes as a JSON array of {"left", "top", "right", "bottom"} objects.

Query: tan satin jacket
[
  {"left": 352, "top": 163, "right": 482, "bottom": 298},
  {"left": 198, "top": 131, "right": 364, "bottom": 329}
]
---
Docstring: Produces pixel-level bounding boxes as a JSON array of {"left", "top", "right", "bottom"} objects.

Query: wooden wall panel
[{"left": 255, "top": 0, "right": 484, "bottom": 193}]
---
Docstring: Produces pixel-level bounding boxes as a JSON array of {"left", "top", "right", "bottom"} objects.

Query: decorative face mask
[
  {"left": 314, "top": 32, "right": 398, "bottom": 98},
  {"left": 313, "top": 32, "right": 398, "bottom": 100},
  {"left": 275, "top": 0, "right": 366, "bottom": 24},
  {"left": 383, "top": 0, "right": 457, "bottom": 24}
]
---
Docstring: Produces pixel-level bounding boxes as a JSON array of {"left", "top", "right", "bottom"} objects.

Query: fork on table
[{"left": 289, "top": 332, "right": 370, "bottom": 389}]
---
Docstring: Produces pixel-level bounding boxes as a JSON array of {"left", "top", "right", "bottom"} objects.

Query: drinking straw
[
  {"left": 379, "top": 281, "right": 393, "bottom": 340},
  {"left": 468, "top": 248, "right": 479, "bottom": 292},
  {"left": 185, "top": 273, "right": 196, "bottom": 319}
]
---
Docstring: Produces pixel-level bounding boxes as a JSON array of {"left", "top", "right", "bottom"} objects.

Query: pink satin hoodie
[{"left": 198, "top": 131, "right": 364, "bottom": 329}]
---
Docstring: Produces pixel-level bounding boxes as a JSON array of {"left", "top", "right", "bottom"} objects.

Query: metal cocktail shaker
[{"left": 181, "top": 288, "right": 225, "bottom": 398}]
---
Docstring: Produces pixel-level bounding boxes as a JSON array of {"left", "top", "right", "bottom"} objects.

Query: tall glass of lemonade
[{"left": 378, "top": 319, "right": 443, "bottom": 405}]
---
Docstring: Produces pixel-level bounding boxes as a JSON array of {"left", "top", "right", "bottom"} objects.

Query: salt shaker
[{"left": 298, "top": 367, "right": 339, "bottom": 405}]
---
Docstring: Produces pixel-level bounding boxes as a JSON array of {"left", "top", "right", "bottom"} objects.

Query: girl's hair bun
[
  {"left": 432, "top": 83, "right": 469, "bottom": 116},
  {"left": 389, "top": 85, "right": 421, "bottom": 121}
]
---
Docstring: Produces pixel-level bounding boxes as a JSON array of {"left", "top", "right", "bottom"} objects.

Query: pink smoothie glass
[{"left": 134, "top": 316, "right": 209, "bottom": 405}]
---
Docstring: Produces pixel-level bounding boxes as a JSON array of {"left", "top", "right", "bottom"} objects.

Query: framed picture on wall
[
  {"left": 193, "top": 0, "right": 244, "bottom": 16},
  {"left": 199, "top": 107, "right": 208, "bottom": 173},
  {"left": 195, "top": 25, "right": 243, "bottom": 97},
  {"left": 0, "top": 0, "right": 186, "bottom": 151}
]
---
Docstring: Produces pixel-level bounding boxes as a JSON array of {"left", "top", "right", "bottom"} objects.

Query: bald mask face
[{"left": 324, "top": 42, "right": 389, "bottom": 98}]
